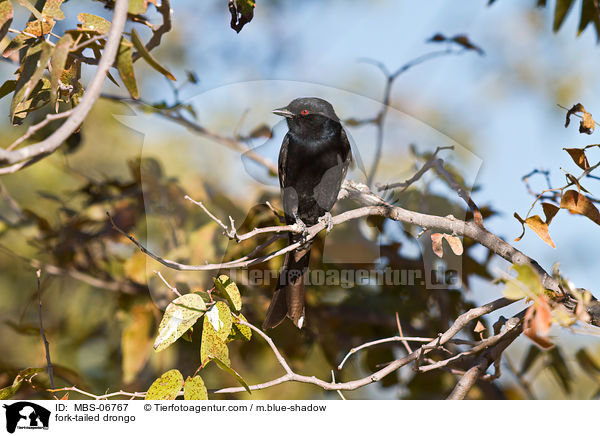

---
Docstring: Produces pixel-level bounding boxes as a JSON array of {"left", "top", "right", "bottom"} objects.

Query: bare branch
[
  {"left": 36, "top": 270, "right": 54, "bottom": 390},
  {"left": 447, "top": 315, "right": 523, "bottom": 399},
  {"left": 101, "top": 95, "right": 279, "bottom": 175},
  {"left": 154, "top": 270, "right": 182, "bottom": 298},
  {"left": 377, "top": 146, "right": 453, "bottom": 191},
  {"left": 132, "top": 0, "right": 172, "bottom": 63},
  {"left": 211, "top": 297, "right": 517, "bottom": 394},
  {"left": 361, "top": 48, "right": 464, "bottom": 186}
]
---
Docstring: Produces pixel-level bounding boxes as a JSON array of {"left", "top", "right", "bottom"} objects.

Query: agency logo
[{"left": 3, "top": 402, "right": 50, "bottom": 433}]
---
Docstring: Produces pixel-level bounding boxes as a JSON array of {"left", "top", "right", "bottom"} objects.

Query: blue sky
[{"left": 135, "top": 0, "right": 600, "bottom": 294}]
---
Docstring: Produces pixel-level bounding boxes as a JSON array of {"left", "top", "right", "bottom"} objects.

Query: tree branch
[{"left": 36, "top": 270, "right": 54, "bottom": 390}]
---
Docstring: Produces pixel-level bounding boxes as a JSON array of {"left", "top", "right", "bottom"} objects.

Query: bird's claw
[
  {"left": 319, "top": 212, "right": 334, "bottom": 233},
  {"left": 293, "top": 213, "right": 309, "bottom": 242}
]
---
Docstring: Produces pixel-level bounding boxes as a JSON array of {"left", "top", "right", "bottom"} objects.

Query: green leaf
[
  {"left": 121, "top": 304, "right": 154, "bottom": 384},
  {"left": 503, "top": 264, "right": 544, "bottom": 301},
  {"left": 17, "top": 0, "right": 44, "bottom": 21},
  {"left": 206, "top": 301, "right": 232, "bottom": 341},
  {"left": 575, "top": 348, "right": 600, "bottom": 380},
  {"left": 0, "top": 79, "right": 16, "bottom": 100},
  {"left": 18, "top": 367, "right": 45, "bottom": 378},
  {"left": 50, "top": 33, "right": 73, "bottom": 107},
  {"left": 11, "top": 77, "right": 51, "bottom": 124},
  {"left": 229, "top": 0, "right": 255, "bottom": 33},
  {"left": 0, "top": 378, "right": 23, "bottom": 399},
  {"left": 214, "top": 358, "right": 251, "bottom": 394},
  {"left": 116, "top": 38, "right": 139, "bottom": 99},
  {"left": 153, "top": 293, "right": 207, "bottom": 352},
  {"left": 3, "top": 18, "right": 55, "bottom": 58},
  {"left": 520, "top": 345, "right": 542, "bottom": 374},
  {"left": 42, "top": 0, "right": 65, "bottom": 20},
  {"left": 548, "top": 347, "right": 572, "bottom": 394},
  {"left": 0, "top": 0, "right": 13, "bottom": 42},
  {"left": 200, "top": 312, "right": 230, "bottom": 367},
  {"left": 214, "top": 275, "right": 242, "bottom": 312},
  {"left": 0, "top": 367, "right": 44, "bottom": 400},
  {"left": 128, "top": 0, "right": 151, "bottom": 15},
  {"left": 77, "top": 13, "right": 111, "bottom": 34},
  {"left": 227, "top": 313, "right": 252, "bottom": 342},
  {"left": 578, "top": 0, "right": 600, "bottom": 39},
  {"left": 131, "top": 28, "right": 175, "bottom": 81},
  {"left": 11, "top": 41, "right": 53, "bottom": 123},
  {"left": 183, "top": 376, "right": 208, "bottom": 400},
  {"left": 553, "top": 0, "right": 575, "bottom": 32},
  {"left": 145, "top": 369, "right": 184, "bottom": 400}
]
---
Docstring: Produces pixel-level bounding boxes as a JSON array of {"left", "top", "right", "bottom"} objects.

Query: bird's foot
[
  {"left": 292, "top": 213, "right": 309, "bottom": 242},
  {"left": 319, "top": 211, "right": 334, "bottom": 233}
]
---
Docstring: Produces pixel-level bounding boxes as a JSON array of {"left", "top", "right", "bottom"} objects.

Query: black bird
[{"left": 263, "top": 97, "right": 352, "bottom": 329}]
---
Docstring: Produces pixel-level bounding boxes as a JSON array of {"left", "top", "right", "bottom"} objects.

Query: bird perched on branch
[{"left": 263, "top": 97, "right": 352, "bottom": 329}]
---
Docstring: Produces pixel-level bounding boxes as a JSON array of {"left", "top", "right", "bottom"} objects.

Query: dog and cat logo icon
[{"left": 3, "top": 402, "right": 50, "bottom": 433}]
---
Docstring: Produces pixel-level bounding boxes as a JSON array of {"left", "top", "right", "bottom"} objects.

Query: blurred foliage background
[{"left": 2, "top": 0, "right": 600, "bottom": 400}]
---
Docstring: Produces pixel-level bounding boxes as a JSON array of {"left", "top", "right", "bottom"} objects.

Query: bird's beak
[{"left": 272, "top": 107, "right": 294, "bottom": 118}]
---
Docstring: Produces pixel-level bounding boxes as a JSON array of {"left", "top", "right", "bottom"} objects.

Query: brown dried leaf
[
  {"left": 523, "top": 299, "right": 554, "bottom": 349},
  {"left": 443, "top": 234, "right": 463, "bottom": 255},
  {"left": 581, "top": 112, "right": 595, "bottom": 134},
  {"left": 564, "top": 148, "right": 590, "bottom": 170},
  {"left": 431, "top": 232, "right": 444, "bottom": 258},
  {"left": 248, "top": 124, "right": 272, "bottom": 139},
  {"left": 428, "top": 33, "right": 446, "bottom": 42},
  {"left": 514, "top": 212, "right": 526, "bottom": 241},
  {"left": 451, "top": 34, "right": 485, "bottom": 55},
  {"left": 565, "top": 103, "right": 595, "bottom": 134},
  {"left": 474, "top": 320, "right": 486, "bottom": 333},
  {"left": 560, "top": 189, "right": 600, "bottom": 225},
  {"left": 229, "top": 0, "right": 255, "bottom": 33},
  {"left": 525, "top": 215, "right": 556, "bottom": 248},
  {"left": 566, "top": 173, "right": 589, "bottom": 193},
  {"left": 541, "top": 203, "right": 560, "bottom": 224}
]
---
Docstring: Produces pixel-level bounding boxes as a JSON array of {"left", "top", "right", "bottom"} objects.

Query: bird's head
[{"left": 273, "top": 97, "right": 341, "bottom": 138}]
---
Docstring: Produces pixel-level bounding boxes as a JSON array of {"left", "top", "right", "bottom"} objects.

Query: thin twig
[
  {"left": 361, "top": 48, "right": 463, "bottom": 186},
  {"left": 48, "top": 386, "right": 146, "bottom": 399},
  {"left": 396, "top": 312, "right": 413, "bottom": 354},
  {"left": 36, "top": 270, "right": 54, "bottom": 390},
  {"left": 101, "top": 95, "right": 279, "bottom": 175},
  {"left": 154, "top": 270, "right": 182, "bottom": 297},
  {"left": 377, "top": 146, "right": 454, "bottom": 191}
]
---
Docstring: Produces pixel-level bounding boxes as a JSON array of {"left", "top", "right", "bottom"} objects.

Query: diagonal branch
[{"left": 209, "top": 297, "right": 516, "bottom": 394}]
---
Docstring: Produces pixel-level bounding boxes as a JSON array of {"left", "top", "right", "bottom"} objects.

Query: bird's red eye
[{"left": 300, "top": 109, "right": 309, "bottom": 115}]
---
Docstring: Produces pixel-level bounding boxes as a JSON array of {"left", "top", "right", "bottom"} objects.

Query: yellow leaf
[
  {"left": 525, "top": 215, "right": 556, "bottom": 248},
  {"left": 145, "top": 369, "right": 183, "bottom": 400},
  {"left": 121, "top": 304, "right": 154, "bottom": 384}
]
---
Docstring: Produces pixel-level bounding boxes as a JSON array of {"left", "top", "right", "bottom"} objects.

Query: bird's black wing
[
  {"left": 278, "top": 132, "right": 289, "bottom": 190},
  {"left": 340, "top": 127, "right": 352, "bottom": 181}
]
